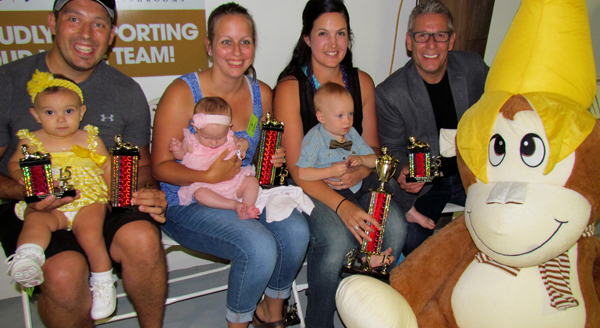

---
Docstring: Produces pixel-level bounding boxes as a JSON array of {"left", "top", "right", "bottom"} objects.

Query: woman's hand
[
  {"left": 271, "top": 146, "right": 286, "bottom": 168},
  {"left": 132, "top": 187, "right": 168, "bottom": 223},
  {"left": 336, "top": 199, "right": 381, "bottom": 244},
  {"left": 324, "top": 165, "right": 370, "bottom": 190},
  {"left": 206, "top": 149, "right": 242, "bottom": 183}
]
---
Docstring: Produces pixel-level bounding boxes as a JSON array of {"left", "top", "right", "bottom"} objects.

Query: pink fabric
[
  {"left": 192, "top": 113, "right": 231, "bottom": 129},
  {"left": 178, "top": 128, "right": 255, "bottom": 206}
]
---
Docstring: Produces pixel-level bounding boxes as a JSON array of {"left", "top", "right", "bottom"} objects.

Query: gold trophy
[
  {"left": 109, "top": 135, "right": 139, "bottom": 208},
  {"left": 53, "top": 166, "right": 76, "bottom": 199},
  {"left": 255, "top": 113, "right": 287, "bottom": 188},
  {"left": 406, "top": 135, "right": 442, "bottom": 182},
  {"left": 342, "top": 147, "right": 399, "bottom": 280}
]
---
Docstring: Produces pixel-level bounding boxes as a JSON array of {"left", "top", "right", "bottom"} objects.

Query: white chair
[
  {"left": 20, "top": 233, "right": 308, "bottom": 327},
  {"left": 291, "top": 263, "right": 308, "bottom": 328}
]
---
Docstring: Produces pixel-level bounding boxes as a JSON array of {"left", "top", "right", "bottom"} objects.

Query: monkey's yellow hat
[{"left": 457, "top": 0, "right": 596, "bottom": 183}]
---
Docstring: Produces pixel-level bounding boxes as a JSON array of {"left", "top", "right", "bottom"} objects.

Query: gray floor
[{"left": 0, "top": 262, "right": 346, "bottom": 328}]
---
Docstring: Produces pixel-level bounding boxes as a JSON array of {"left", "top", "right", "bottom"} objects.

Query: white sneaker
[
  {"left": 5, "top": 243, "right": 45, "bottom": 288},
  {"left": 90, "top": 274, "right": 117, "bottom": 320}
]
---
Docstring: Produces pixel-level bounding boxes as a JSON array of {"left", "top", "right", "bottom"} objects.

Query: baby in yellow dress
[{"left": 6, "top": 71, "right": 115, "bottom": 320}]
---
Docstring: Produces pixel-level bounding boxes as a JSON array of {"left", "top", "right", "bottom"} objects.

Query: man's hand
[
  {"left": 27, "top": 191, "right": 80, "bottom": 213},
  {"left": 398, "top": 165, "right": 425, "bottom": 194},
  {"left": 132, "top": 187, "right": 167, "bottom": 223}
]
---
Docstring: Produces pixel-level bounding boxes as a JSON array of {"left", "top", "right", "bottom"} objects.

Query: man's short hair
[
  {"left": 408, "top": 0, "right": 454, "bottom": 32},
  {"left": 314, "top": 82, "right": 352, "bottom": 113},
  {"left": 53, "top": 0, "right": 116, "bottom": 22}
]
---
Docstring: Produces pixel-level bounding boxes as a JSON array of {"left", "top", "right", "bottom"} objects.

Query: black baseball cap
[{"left": 53, "top": 0, "right": 116, "bottom": 22}]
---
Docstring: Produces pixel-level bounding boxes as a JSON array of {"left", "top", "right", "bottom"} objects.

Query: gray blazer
[{"left": 376, "top": 51, "right": 488, "bottom": 212}]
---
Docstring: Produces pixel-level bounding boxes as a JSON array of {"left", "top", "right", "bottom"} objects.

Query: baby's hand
[
  {"left": 330, "top": 161, "right": 349, "bottom": 178},
  {"left": 346, "top": 155, "right": 362, "bottom": 167},
  {"left": 169, "top": 138, "right": 182, "bottom": 152},
  {"left": 236, "top": 138, "right": 249, "bottom": 151},
  {"left": 235, "top": 138, "right": 249, "bottom": 159}
]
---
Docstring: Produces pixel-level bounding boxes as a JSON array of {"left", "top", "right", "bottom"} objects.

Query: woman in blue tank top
[{"left": 151, "top": 3, "right": 309, "bottom": 327}]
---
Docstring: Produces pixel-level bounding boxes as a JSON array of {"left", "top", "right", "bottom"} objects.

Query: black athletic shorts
[{"left": 0, "top": 201, "right": 157, "bottom": 260}]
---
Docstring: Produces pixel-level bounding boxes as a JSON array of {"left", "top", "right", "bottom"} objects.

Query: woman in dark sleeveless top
[{"left": 273, "top": 1, "right": 407, "bottom": 327}]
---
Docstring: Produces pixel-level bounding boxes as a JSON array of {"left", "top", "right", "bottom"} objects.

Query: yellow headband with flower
[{"left": 27, "top": 70, "right": 84, "bottom": 104}]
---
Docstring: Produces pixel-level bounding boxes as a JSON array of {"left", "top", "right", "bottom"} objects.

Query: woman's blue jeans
[
  {"left": 162, "top": 204, "right": 309, "bottom": 323},
  {"left": 304, "top": 193, "right": 408, "bottom": 328}
]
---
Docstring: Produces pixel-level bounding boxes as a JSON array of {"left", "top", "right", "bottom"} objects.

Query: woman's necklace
[{"left": 304, "top": 65, "right": 350, "bottom": 94}]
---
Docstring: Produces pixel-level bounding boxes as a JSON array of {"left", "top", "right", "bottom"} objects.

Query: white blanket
[{"left": 256, "top": 186, "right": 314, "bottom": 223}]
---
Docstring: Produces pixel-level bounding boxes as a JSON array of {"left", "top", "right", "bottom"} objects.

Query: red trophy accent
[
  {"left": 407, "top": 135, "right": 442, "bottom": 183},
  {"left": 255, "top": 113, "right": 286, "bottom": 188},
  {"left": 20, "top": 145, "right": 53, "bottom": 203},
  {"left": 110, "top": 135, "right": 139, "bottom": 207}
]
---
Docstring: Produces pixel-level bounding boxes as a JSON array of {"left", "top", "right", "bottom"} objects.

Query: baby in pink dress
[{"left": 169, "top": 97, "right": 260, "bottom": 219}]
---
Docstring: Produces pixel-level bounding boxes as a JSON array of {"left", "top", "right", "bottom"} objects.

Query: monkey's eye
[
  {"left": 520, "top": 133, "right": 545, "bottom": 167},
  {"left": 488, "top": 134, "right": 505, "bottom": 166}
]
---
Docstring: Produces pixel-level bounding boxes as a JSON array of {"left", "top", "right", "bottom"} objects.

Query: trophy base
[
  {"left": 54, "top": 189, "right": 77, "bottom": 199},
  {"left": 340, "top": 265, "right": 390, "bottom": 282},
  {"left": 25, "top": 194, "right": 52, "bottom": 204},
  {"left": 112, "top": 205, "right": 139, "bottom": 210},
  {"left": 406, "top": 175, "right": 444, "bottom": 183}
]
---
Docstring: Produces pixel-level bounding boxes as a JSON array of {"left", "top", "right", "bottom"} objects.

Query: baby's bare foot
[
  {"left": 244, "top": 204, "right": 260, "bottom": 220},
  {"left": 406, "top": 207, "right": 435, "bottom": 229},
  {"left": 236, "top": 203, "right": 259, "bottom": 220}
]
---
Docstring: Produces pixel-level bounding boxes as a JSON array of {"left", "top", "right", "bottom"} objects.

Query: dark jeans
[
  {"left": 403, "top": 173, "right": 466, "bottom": 255},
  {"left": 304, "top": 192, "right": 407, "bottom": 328}
]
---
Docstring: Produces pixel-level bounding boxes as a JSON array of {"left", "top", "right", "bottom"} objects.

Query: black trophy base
[
  {"left": 54, "top": 189, "right": 77, "bottom": 199},
  {"left": 340, "top": 265, "right": 390, "bottom": 283},
  {"left": 25, "top": 194, "right": 51, "bottom": 204},
  {"left": 406, "top": 175, "right": 444, "bottom": 183}
]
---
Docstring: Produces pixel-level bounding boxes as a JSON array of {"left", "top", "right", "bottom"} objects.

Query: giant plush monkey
[{"left": 335, "top": 0, "right": 600, "bottom": 326}]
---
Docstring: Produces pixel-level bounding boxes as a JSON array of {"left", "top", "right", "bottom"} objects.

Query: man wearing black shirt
[{"left": 376, "top": 0, "right": 488, "bottom": 254}]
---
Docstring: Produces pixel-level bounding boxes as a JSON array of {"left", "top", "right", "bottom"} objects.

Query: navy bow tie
[{"left": 329, "top": 139, "right": 353, "bottom": 151}]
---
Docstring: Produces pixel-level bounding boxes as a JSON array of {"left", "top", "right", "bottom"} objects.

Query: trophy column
[
  {"left": 110, "top": 136, "right": 139, "bottom": 208},
  {"left": 19, "top": 145, "right": 54, "bottom": 203},
  {"left": 255, "top": 113, "right": 286, "bottom": 188},
  {"left": 407, "top": 135, "right": 442, "bottom": 183}
]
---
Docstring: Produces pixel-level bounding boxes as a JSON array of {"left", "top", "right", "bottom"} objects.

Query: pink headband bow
[{"left": 192, "top": 113, "right": 231, "bottom": 129}]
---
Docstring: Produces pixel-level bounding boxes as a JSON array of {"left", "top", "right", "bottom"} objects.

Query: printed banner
[{"left": 0, "top": 0, "right": 208, "bottom": 78}]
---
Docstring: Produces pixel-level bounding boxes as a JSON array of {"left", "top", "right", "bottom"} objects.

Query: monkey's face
[{"left": 464, "top": 104, "right": 591, "bottom": 268}]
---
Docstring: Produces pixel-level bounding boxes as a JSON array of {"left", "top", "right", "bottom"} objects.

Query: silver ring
[
  {"left": 283, "top": 158, "right": 286, "bottom": 164},
  {"left": 341, "top": 181, "right": 343, "bottom": 186},
  {"left": 157, "top": 206, "right": 166, "bottom": 216},
  {"left": 354, "top": 225, "right": 359, "bottom": 231}
]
